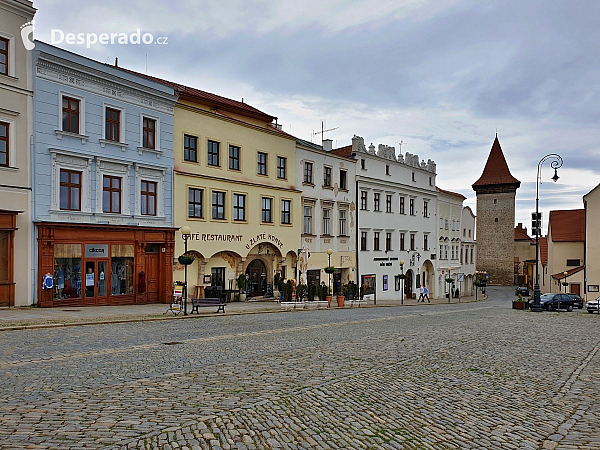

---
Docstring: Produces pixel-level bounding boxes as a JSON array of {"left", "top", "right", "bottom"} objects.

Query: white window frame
[
  {"left": 339, "top": 209, "right": 347, "bottom": 236},
  {"left": 323, "top": 208, "right": 331, "bottom": 235},
  {"left": 96, "top": 157, "right": 131, "bottom": 215},
  {"left": 57, "top": 91, "right": 88, "bottom": 142},
  {"left": 100, "top": 102, "right": 127, "bottom": 149},
  {"left": 303, "top": 205, "right": 313, "bottom": 234},
  {"left": 49, "top": 149, "right": 93, "bottom": 214},
  {"left": 134, "top": 163, "right": 166, "bottom": 218},
  {"left": 138, "top": 113, "right": 161, "bottom": 157},
  {"left": 0, "top": 31, "right": 16, "bottom": 78}
]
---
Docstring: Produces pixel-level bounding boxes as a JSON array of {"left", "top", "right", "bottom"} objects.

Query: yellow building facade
[{"left": 170, "top": 91, "right": 301, "bottom": 298}]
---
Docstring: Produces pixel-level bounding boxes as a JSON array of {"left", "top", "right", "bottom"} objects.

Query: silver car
[{"left": 587, "top": 296, "right": 600, "bottom": 314}]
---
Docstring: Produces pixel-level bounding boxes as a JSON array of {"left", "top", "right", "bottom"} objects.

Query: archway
[
  {"left": 245, "top": 259, "right": 267, "bottom": 297},
  {"left": 405, "top": 269, "right": 413, "bottom": 299},
  {"left": 421, "top": 260, "right": 435, "bottom": 297}
]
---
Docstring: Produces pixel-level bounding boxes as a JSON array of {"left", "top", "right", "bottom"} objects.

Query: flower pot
[
  {"left": 337, "top": 295, "right": 345, "bottom": 307},
  {"left": 326, "top": 295, "right": 332, "bottom": 308},
  {"left": 177, "top": 255, "right": 194, "bottom": 265},
  {"left": 239, "top": 293, "right": 247, "bottom": 302}
]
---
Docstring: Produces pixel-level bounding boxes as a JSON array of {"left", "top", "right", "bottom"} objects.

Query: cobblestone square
[{"left": 1, "top": 287, "right": 599, "bottom": 449}]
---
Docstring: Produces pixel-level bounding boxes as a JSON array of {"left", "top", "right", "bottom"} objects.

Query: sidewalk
[{"left": 0, "top": 294, "right": 485, "bottom": 331}]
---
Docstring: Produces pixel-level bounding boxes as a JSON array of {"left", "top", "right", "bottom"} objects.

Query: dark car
[
  {"left": 540, "top": 293, "right": 576, "bottom": 312},
  {"left": 515, "top": 286, "right": 530, "bottom": 297},
  {"left": 567, "top": 294, "right": 584, "bottom": 309}
]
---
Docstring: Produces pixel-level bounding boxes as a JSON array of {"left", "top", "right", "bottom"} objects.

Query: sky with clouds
[{"left": 32, "top": 0, "right": 600, "bottom": 233}]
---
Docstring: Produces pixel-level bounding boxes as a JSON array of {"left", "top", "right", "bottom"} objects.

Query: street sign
[{"left": 457, "top": 273, "right": 464, "bottom": 282}]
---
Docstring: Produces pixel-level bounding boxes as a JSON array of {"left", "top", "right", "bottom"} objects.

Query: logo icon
[{"left": 20, "top": 20, "right": 34, "bottom": 50}]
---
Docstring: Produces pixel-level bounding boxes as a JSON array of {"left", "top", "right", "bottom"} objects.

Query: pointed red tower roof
[{"left": 472, "top": 136, "right": 520, "bottom": 192}]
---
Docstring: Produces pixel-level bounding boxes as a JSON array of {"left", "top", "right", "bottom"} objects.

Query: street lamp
[
  {"left": 563, "top": 271, "right": 568, "bottom": 292},
  {"left": 326, "top": 248, "right": 333, "bottom": 297},
  {"left": 532, "top": 154, "right": 563, "bottom": 312},
  {"left": 180, "top": 225, "right": 192, "bottom": 315},
  {"left": 400, "top": 259, "right": 405, "bottom": 305},
  {"left": 475, "top": 271, "right": 479, "bottom": 302},
  {"left": 447, "top": 266, "right": 452, "bottom": 303}
]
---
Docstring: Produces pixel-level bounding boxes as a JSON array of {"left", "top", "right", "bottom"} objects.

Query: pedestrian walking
[
  {"left": 418, "top": 285, "right": 425, "bottom": 302},
  {"left": 423, "top": 286, "right": 430, "bottom": 303}
]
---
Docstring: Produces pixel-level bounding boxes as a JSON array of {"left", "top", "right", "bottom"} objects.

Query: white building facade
[
  {"left": 341, "top": 135, "right": 438, "bottom": 302},
  {"left": 436, "top": 188, "right": 465, "bottom": 298},
  {"left": 460, "top": 206, "right": 477, "bottom": 295},
  {"left": 296, "top": 139, "right": 356, "bottom": 291}
]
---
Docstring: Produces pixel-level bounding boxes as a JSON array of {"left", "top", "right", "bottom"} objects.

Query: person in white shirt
[{"left": 418, "top": 285, "right": 425, "bottom": 302}]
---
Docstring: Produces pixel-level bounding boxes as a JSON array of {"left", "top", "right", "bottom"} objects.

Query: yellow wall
[
  {"left": 546, "top": 235, "right": 584, "bottom": 294},
  {"left": 172, "top": 101, "right": 301, "bottom": 292}
]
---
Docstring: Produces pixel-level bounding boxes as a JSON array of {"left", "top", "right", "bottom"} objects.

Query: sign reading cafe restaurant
[{"left": 181, "top": 232, "right": 285, "bottom": 250}]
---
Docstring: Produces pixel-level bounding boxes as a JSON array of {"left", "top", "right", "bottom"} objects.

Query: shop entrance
[
  {"left": 84, "top": 259, "right": 108, "bottom": 304},
  {"left": 144, "top": 244, "right": 160, "bottom": 303},
  {"left": 405, "top": 269, "right": 413, "bottom": 299},
  {"left": 246, "top": 259, "right": 267, "bottom": 297}
]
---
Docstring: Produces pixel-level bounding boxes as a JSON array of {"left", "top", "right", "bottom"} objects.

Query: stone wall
[{"left": 476, "top": 192, "right": 516, "bottom": 286}]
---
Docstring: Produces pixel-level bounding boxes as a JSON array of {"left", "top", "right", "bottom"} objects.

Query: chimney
[{"left": 322, "top": 139, "right": 333, "bottom": 151}]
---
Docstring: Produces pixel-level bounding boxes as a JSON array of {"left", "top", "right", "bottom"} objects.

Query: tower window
[
  {"left": 493, "top": 199, "right": 498, "bottom": 205},
  {"left": 494, "top": 218, "right": 499, "bottom": 222}
]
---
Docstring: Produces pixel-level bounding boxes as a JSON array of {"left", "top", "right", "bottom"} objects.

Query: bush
[
  {"left": 342, "top": 284, "right": 350, "bottom": 298},
  {"left": 307, "top": 284, "right": 317, "bottom": 301},
  {"left": 236, "top": 273, "right": 247, "bottom": 292},
  {"left": 351, "top": 283, "right": 358, "bottom": 299},
  {"left": 296, "top": 283, "right": 307, "bottom": 302},
  {"left": 283, "top": 283, "right": 293, "bottom": 302},
  {"left": 318, "top": 285, "right": 328, "bottom": 302}
]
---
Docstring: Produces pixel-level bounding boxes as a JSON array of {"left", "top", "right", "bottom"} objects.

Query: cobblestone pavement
[{"left": 0, "top": 287, "right": 598, "bottom": 449}]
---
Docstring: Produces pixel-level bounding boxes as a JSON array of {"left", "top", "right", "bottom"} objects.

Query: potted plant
[
  {"left": 324, "top": 266, "right": 336, "bottom": 275},
  {"left": 307, "top": 283, "right": 317, "bottom": 302},
  {"left": 317, "top": 284, "right": 328, "bottom": 305},
  {"left": 296, "top": 283, "right": 307, "bottom": 302},
  {"left": 512, "top": 293, "right": 525, "bottom": 310},
  {"left": 283, "top": 282, "right": 293, "bottom": 302},
  {"left": 350, "top": 283, "right": 358, "bottom": 300},
  {"left": 273, "top": 272, "right": 281, "bottom": 299},
  {"left": 237, "top": 273, "right": 248, "bottom": 302},
  {"left": 337, "top": 285, "right": 346, "bottom": 307},
  {"left": 178, "top": 254, "right": 195, "bottom": 266}
]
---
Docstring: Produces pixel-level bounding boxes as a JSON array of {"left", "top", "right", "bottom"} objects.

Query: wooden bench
[{"left": 190, "top": 298, "right": 225, "bottom": 314}]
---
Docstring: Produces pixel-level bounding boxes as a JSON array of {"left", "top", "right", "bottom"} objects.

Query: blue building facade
[{"left": 32, "top": 42, "right": 178, "bottom": 307}]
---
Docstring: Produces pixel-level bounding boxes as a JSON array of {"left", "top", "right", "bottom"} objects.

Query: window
[
  {"left": 304, "top": 162, "right": 313, "bottom": 184},
  {"left": 424, "top": 234, "right": 428, "bottom": 251},
  {"left": 0, "top": 37, "right": 8, "bottom": 76},
  {"left": 361, "top": 231, "right": 367, "bottom": 251},
  {"left": 62, "top": 97, "right": 80, "bottom": 133},
  {"left": 140, "top": 180, "right": 157, "bottom": 216},
  {"left": 451, "top": 246, "right": 455, "bottom": 260},
  {"left": 102, "top": 175, "right": 121, "bottom": 213},
  {"left": 229, "top": 145, "right": 240, "bottom": 170},
  {"left": 374, "top": 193, "right": 380, "bottom": 212},
  {"left": 303, "top": 206, "right": 313, "bottom": 234},
  {"left": 412, "top": 172, "right": 416, "bottom": 182},
  {"left": 257, "top": 152, "right": 267, "bottom": 175},
  {"left": 469, "top": 229, "right": 471, "bottom": 237},
  {"left": 188, "top": 188, "right": 203, "bottom": 218},
  {"left": 233, "top": 193, "right": 246, "bottom": 221},
  {"left": 400, "top": 197, "right": 405, "bottom": 215},
  {"left": 386, "top": 195, "right": 392, "bottom": 213},
  {"left": 281, "top": 199, "right": 291, "bottom": 224},
  {"left": 53, "top": 244, "right": 82, "bottom": 300},
  {"left": 339, "top": 210, "right": 347, "bottom": 236},
  {"left": 566, "top": 259, "right": 580, "bottom": 267},
  {"left": 429, "top": 176, "right": 433, "bottom": 186},
  {"left": 409, "top": 198, "right": 415, "bottom": 215},
  {"left": 471, "top": 248, "right": 474, "bottom": 263},
  {"left": 463, "top": 228, "right": 466, "bottom": 237},
  {"left": 105, "top": 108, "right": 120, "bottom": 142},
  {"left": 208, "top": 140, "right": 220, "bottom": 166},
  {"left": 383, "top": 275, "right": 388, "bottom": 291},
  {"left": 339, "top": 170, "right": 347, "bottom": 190},
  {"left": 0, "top": 121, "right": 8, "bottom": 167},
  {"left": 423, "top": 201, "right": 428, "bottom": 217},
  {"left": 142, "top": 117, "right": 156, "bottom": 149},
  {"left": 59, "top": 169, "right": 81, "bottom": 211},
  {"left": 360, "top": 191, "right": 368, "bottom": 210},
  {"left": 212, "top": 191, "right": 225, "bottom": 220},
  {"left": 494, "top": 198, "right": 498, "bottom": 205},
  {"left": 386, "top": 232, "right": 392, "bottom": 251},
  {"left": 494, "top": 217, "right": 499, "bottom": 223},
  {"left": 445, "top": 219, "right": 449, "bottom": 230},
  {"left": 400, "top": 233, "right": 405, "bottom": 251},
  {"left": 374, "top": 232, "right": 380, "bottom": 251},
  {"left": 262, "top": 197, "right": 272, "bottom": 223},
  {"left": 361, "top": 159, "right": 365, "bottom": 169},
  {"left": 184, "top": 135, "right": 198, "bottom": 162},
  {"left": 323, "top": 208, "right": 331, "bottom": 235},
  {"left": 461, "top": 248, "right": 464, "bottom": 264},
  {"left": 410, "top": 233, "right": 415, "bottom": 251},
  {"left": 324, "top": 166, "right": 332, "bottom": 187},
  {"left": 386, "top": 165, "right": 390, "bottom": 175},
  {"left": 277, "top": 156, "right": 286, "bottom": 179}
]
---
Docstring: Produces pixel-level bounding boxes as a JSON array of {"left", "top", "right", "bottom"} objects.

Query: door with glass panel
[{"left": 84, "top": 260, "right": 108, "bottom": 304}]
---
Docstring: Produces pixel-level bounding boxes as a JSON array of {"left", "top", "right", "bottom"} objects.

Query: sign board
[
  {"left": 457, "top": 273, "right": 464, "bottom": 282},
  {"left": 173, "top": 284, "right": 183, "bottom": 297},
  {"left": 588, "top": 285, "right": 599, "bottom": 293},
  {"left": 85, "top": 244, "right": 109, "bottom": 257},
  {"left": 85, "top": 273, "right": 95, "bottom": 287},
  {"left": 486, "top": 273, "right": 489, "bottom": 278}
]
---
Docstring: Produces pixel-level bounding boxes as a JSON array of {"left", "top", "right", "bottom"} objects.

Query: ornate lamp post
[
  {"left": 180, "top": 226, "right": 192, "bottom": 315},
  {"left": 447, "top": 266, "right": 452, "bottom": 303},
  {"left": 400, "top": 259, "right": 405, "bottom": 305},
  {"left": 532, "top": 154, "right": 563, "bottom": 312},
  {"left": 326, "top": 248, "right": 333, "bottom": 297},
  {"left": 563, "top": 271, "right": 568, "bottom": 292}
]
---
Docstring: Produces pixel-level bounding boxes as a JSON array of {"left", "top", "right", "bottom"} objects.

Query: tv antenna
[{"left": 313, "top": 120, "right": 339, "bottom": 146}]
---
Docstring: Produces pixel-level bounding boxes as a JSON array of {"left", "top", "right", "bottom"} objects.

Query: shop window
[
  {"left": 60, "top": 169, "right": 81, "bottom": 211},
  {"left": 53, "top": 244, "right": 82, "bottom": 300},
  {"left": 211, "top": 267, "right": 225, "bottom": 289},
  {"left": 184, "top": 134, "right": 198, "bottom": 162},
  {"left": 0, "top": 121, "right": 8, "bottom": 167},
  {"left": 111, "top": 244, "right": 134, "bottom": 295},
  {"left": 142, "top": 117, "right": 156, "bottom": 149}
]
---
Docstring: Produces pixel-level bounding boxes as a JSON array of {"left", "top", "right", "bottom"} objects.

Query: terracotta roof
[
  {"left": 472, "top": 136, "right": 521, "bottom": 189},
  {"left": 514, "top": 224, "right": 531, "bottom": 241},
  {"left": 549, "top": 209, "right": 585, "bottom": 242},
  {"left": 436, "top": 187, "right": 467, "bottom": 200},
  {"left": 115, "top": 66, "right": 276, "bottom": 122},
  {"left": 331, "top": 145, "right": 352, "bottom": 158},
  {"left": 551, "top": 265, "right": 584, "bottom": 280},
  {"left": 540, "top": 236, "right": 548, "bottom": 265}
]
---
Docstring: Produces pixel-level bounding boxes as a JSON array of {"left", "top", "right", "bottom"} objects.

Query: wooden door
[
  {"left": 146, "top": 253, "right": 160, "bottom": 303},
  {"left": 570, "top": 284, "right": 581, "bottom": 296}
]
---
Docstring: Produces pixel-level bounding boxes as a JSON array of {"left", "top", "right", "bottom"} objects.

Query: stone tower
[{"left": 472, "top": 136, "right": 520, "bottom": 286}]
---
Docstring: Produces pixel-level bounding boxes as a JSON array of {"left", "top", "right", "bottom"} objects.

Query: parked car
[
  {"left": 567, "top": 294, "right": 584, "bottom": 309},
  {"left": 540, "top": 293, "right": 576, "bottom": 312},
  {"left": 587, "top": 296, "right": 600, "bottom": 314},
  {"left": 515, "top": 286, "right": 530, "bottom": 297}
]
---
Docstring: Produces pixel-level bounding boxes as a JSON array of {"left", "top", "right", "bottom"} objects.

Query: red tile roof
[
  {"left": 540, "top": 236, "right": 548, "bottom": 265},
  {"left": 549, "top": 209, "right": 585, "bottom": 242},
  {"left": 472, "top": 136, "right": 521, "bottom": 189},
  {"left": 331, "top": 145, "right": 352, "bottom": 158},
  {"left": 115, "top": 66, "right": 277, "bottom": 122},
  {"left": 514, "top": 224, "right": 531, "bottom": 241},
  {"left": 436, "top": 187, "right": 466, "bottom": 200},
  {"left": 551, "top": 265, "right": 584, "bottom": 280}
]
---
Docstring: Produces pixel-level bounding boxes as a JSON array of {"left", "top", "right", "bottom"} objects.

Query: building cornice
[
  {"left": 175, "top": 169, "right": 302, "bottom": 194},
  {"left": 356, "top": 176, "right": 437, "bottom": 197}
]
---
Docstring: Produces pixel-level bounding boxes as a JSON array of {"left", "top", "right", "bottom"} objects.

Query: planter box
[
  {"left": 280, "top": 301, "right": 305, "bottom": 310},
  {"left": 346, "top": 299, "right": 367, "bottom": 307},
  {"left": 512, "top": 301, "right": 525, "bottom": 310}
]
